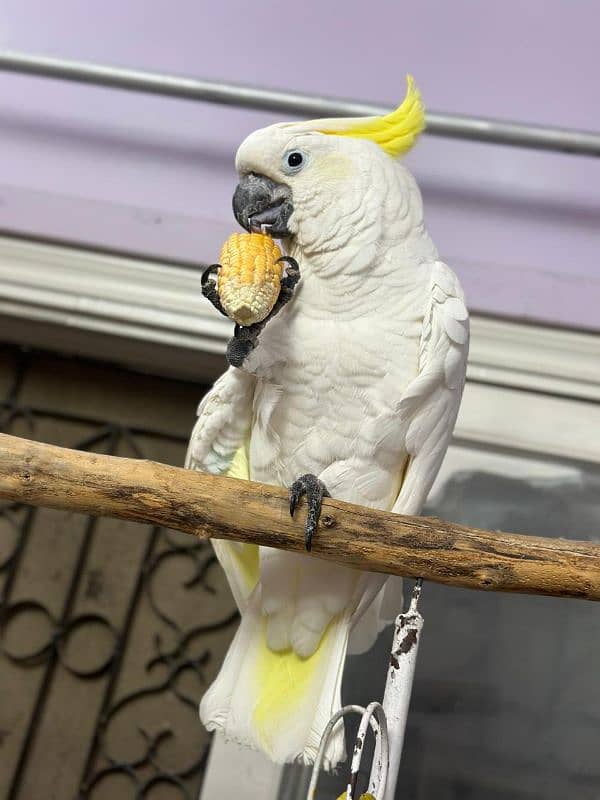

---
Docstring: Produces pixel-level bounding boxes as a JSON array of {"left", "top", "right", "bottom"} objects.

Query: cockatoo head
[{"left": 232, "top": 76, "right": 425, "bottom": 256}]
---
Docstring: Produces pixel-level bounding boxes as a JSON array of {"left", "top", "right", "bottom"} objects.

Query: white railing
[{"left": 0, "top": 50, "right": 599, "bottom": 157}]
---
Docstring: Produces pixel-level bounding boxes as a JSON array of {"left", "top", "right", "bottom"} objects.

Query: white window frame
[{"left": 0, "top": 234, "right": 598, "bottom": 464}]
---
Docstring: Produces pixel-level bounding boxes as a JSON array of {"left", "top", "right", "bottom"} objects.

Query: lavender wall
[{"left": 0, "top": 0, "right": 598, "bottom": 329}]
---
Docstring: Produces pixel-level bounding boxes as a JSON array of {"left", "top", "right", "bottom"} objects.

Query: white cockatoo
[{"left": 186, "top": 76, "right": 469, "bottom": 767}]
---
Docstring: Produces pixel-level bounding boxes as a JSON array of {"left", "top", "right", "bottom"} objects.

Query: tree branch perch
[{"left": 0, "top": 433, "right": 598, "bottom": 601}]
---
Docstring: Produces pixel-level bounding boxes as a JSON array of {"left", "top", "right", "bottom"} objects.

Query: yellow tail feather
[{"left": 252, "top": 618, "right": 335, "bottom": 752}]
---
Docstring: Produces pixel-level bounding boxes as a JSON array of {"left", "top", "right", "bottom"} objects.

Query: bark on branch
[{"left": 0, "top": 433, "right": 598, "bottom": 601}]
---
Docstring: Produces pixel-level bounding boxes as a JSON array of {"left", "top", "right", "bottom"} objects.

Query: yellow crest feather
[{"left": 318, "top": 75, "right": 425, "bottom": 157}]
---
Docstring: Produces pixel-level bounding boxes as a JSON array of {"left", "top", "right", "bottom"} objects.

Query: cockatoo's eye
[{"left": 282, "top": 150, "right": 307, "bottom": 174}]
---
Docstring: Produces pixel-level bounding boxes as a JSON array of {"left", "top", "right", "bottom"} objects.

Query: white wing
[
  {"left": 352, "top": 262, "right": 468, "bottom": 650},
  {"left": 185, "top": 366, "right": 255, "bottom": 476},
  {"left": 392, "top": 260, "right": 469, "bottom": 516},
  {"left": 185, "top": 366, "right": 257, "bottom": 611}
]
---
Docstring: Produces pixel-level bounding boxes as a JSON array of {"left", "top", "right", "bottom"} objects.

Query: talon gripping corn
[{"left": 217, "top": 232, "right": 283, "bottom": 326}]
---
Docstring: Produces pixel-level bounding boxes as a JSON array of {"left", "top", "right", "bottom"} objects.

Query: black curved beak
[{"left": 232, "top": 173, "right": 293, "bottom": 237}]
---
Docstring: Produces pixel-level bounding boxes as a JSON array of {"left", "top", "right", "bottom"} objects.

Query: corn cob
[{"left": 216, "top": 232, "right": 284, "bottom": 326}]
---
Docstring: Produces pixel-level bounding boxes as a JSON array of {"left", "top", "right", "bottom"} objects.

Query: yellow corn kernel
[
  {"left": 336, "top": 794, "right": 376, "bottom": 800},
  {"left": 217, "top": 232, "right": 283, "bottom": 326}
]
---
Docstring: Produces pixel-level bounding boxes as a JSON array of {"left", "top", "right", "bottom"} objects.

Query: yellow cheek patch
[{"left": 315, "top": 153, "right": 353, "bottom": 182}]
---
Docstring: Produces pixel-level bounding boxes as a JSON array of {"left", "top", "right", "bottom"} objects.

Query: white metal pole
[
  {"left": 1, "top": 51, "right": 600, "bottom": 156},
  {"left": 372, "top": 580, "right": 424, "bottom": 800},
  {"left": 307, "top": 704, "right": 388, "bottom": 800},
  {"left": 347, "top": 702, "right": 389, "bottom": 800}
]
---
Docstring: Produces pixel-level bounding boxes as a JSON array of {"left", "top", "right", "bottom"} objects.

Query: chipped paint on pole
[
  {"left": 348, "top": 702, "right": 389, "bottom": 800},
  {"left": 307, "top": 703, "right": 389, "bottom": 800},
  {"left": 373, "top": 580, "right": 423, "bottom": 800},
  {"left": 309, "top": 582, "right": 423, "bottom": 800}
]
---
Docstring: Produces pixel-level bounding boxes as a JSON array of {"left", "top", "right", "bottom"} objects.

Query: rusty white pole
[
  {"left": 308, "top": 581, "right": 423, "bottom": 800},
  {"left": 347, "top": 702, "right": 389, "bottom": 800},
  {"left": 370, "top": 579, "right": 424, "bottom": 800}
]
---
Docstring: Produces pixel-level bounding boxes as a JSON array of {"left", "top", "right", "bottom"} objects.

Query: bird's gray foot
[
  {"left": 289, "top": 473, "right": 331, "bottom": 552},
  {"left": 226, "top": 256, "right": 301, "bottom": 369},
  {"left": 201, "top": 264, "right": 228, "bottom": 317},
  {"left": 226, "top": 323, "right": 261, "bottom": 368}
]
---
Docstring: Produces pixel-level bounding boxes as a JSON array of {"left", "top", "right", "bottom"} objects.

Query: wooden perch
[{"left": 0, "top": 432, "right": 598, "bottom": 601}]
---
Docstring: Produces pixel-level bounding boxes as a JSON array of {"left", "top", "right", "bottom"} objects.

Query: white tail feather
[{"left": 200, "top": 585, "right": 351, "bottom": 767}]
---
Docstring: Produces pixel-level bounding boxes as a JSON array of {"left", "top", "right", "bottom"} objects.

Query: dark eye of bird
[{"left": 287, "top": 151, "right": 303, "bottom": 168}]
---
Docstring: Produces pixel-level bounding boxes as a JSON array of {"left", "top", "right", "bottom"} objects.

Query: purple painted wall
[{"left": 0, "top": 0, "right": 598, "bottom": 329}]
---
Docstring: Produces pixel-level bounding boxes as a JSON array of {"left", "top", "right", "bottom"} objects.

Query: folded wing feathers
[
  {"left": 393, "top": 261, "right": 469, "bottom": 516},
  {"left": 186, "top": 367, "right": 255, "bottom": 474}
]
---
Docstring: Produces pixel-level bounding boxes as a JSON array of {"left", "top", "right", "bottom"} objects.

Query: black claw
[
  {"left": 288, "top": 474, "right": 331, "bottom": 552},
  {"left": 201, "top": 264, "right": 228, "bottom": 317},
  {"left": 277, "top": 256, "right": 301, "bottom": 290},
  {"left": 289, "top": 486, "right": 301, "bottom": 517},
  {"left": 201, "top": 263, "right": 220, "bottom": 288},
  {"left": 265, "top": 257, "right": 301, "bottom": 319}
]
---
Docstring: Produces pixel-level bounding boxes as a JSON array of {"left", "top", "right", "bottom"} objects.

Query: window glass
[{"left": 291, "top": 446, "right": 600, "bottom": 799}]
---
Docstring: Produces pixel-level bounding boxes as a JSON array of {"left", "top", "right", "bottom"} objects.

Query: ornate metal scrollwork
[{"left": 0, "top": 351, "right": 238, "bottom": 798}]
